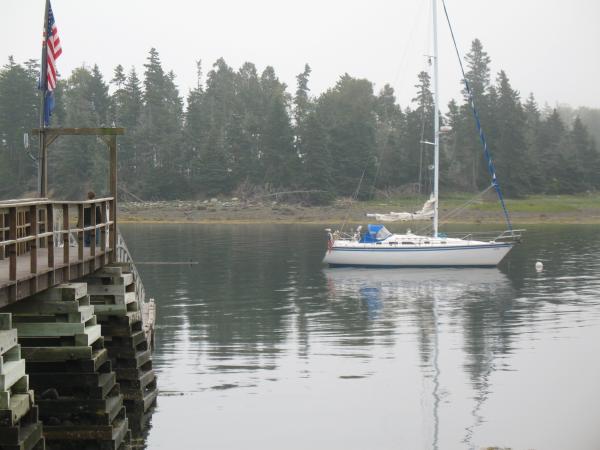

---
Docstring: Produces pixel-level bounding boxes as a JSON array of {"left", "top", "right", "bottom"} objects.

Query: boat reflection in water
[
  {"left": 324, "top": 267, "right": 511, "bottom": 306},
  {"left": 323, "top": 267, "right": 513, "bottom": 450}
]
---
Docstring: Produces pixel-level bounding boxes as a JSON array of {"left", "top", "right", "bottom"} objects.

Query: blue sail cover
[{"left": 359, "top": 224, "right": 392, "bottom": 243}]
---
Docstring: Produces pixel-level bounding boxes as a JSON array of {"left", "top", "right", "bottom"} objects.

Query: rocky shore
[{"left": 118, "top": 196, "right": 600, "bottom": 225}]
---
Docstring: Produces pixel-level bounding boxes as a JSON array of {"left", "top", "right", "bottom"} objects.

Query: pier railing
[
  {"left": 116, "top": 229, "right": 156, "bottom": 347},
  {"left": 0, "top": 197, "right": 115, "bottom": 306}
]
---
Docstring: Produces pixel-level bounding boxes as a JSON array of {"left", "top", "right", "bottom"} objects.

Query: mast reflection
[{"left": 324, "top": 267, "right": 513, "bottom": 449}]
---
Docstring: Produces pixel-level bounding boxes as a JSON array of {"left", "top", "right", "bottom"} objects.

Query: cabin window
[
  {"left": 423, "top": 241, "right": 430, "bottom": 244},
  {"left": 440, "top": 241, "right": 447, "bottom": 244},
  {"left": 402, "top": 241, "right": 413, "bottom": 245}
]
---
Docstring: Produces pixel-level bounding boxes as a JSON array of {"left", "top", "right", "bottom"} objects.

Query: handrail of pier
[
  {"left": 0, "top": 197, "right": 116, "bottom": 304},
  {"left": 115, "top": 228, "right": 156, "bottom": 346},
  {"left": 115, "top": 229, "right": 145, "bottom": 305}
]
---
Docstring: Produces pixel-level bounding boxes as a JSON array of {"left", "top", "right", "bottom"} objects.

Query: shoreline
[{"left": 118, "top": 196, "right": 600, "bottom": 225}]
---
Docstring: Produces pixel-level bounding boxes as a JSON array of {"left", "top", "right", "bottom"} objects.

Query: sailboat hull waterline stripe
[{"left": 323, "top": 242, "right": 513, "bottom": 267}]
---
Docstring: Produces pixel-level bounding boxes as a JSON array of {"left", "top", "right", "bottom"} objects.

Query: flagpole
[{"left": 38, "top": 0, "right": 49, "bottom": 198}]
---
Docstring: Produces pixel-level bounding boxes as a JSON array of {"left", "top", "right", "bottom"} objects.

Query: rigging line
[
  {"left": 339, "top": 167, "right": 367, "bottom": 234},
  {"left": 442, "top": 184, "right": 494, "bottom": 219},
  {"left": 370, "top": 49, "right": 434, "bottom": 202},
  {"left": 418, "top": 80, "right": 428, "bottom": 195},
  {"left": 391, "top": 0, "right": 429, "bottom": 100},
  {"left": 438, "top": 185, "right": 493, "bottom": 223},
  {"left": 368, "top": 124, "right": 390, "bottom": 200},
  {"left": 440, "top": 0, "right": 513, "bottom": 232},
  {"left": 416, "top": 184, "right": 494, "bottom": 235}
]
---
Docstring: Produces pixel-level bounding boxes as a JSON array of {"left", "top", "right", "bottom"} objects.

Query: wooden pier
[
  {"left": 0, "top": 198, "right": 116, "bottom": 307},
  {"left": 0, "top": 128, "right": 157, "bottom": 449}
]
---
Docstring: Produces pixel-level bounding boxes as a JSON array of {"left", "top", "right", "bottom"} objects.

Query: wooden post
[
  {"left": 8, "top": 208, "right": 17, "bottom": 281},
  {"left": 63, "top": 203, "right": 70, "bottom": 266},
  {"left": 100, "top": 200, "right": 107, "bottom": 266},
  {"left": 29, "top": 205, "right": 38, "bottom": 274},
  {"left": 78, "top": 203, "right": 84, "bottom": 263},
  {"left": 47, "top": 203, "right": 54, "bottom": 268},
  {"left": 90, "top": 201, "right": 96, "bottom": 273},
  {"left": 41, "top": 131, "right": 48, "bottom": 198},
  {"left": 0, "top": 211, "right": 5, "bottom": 260},
  {"left": 109, "top": 135, "right": 117, "bottom": 263}
]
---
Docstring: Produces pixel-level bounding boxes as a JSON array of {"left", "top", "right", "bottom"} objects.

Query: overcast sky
[{"left": 3, "top": 0, "right": 599, "bottom": 110}]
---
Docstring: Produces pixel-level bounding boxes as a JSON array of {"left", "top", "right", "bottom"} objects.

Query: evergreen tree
[
  {"left": 522, "top": 93, "right": 543, "bottom": 192},
  {"left": 444, "top": 99, "right": 465, "bottom": 190},
  {"left": 193, "top": 58, "right": 237, "bottom": 195},
  {"left": 317, "top": 74, "right": 377, "bottom": 197},
  {"left": 463, "top": 39, "right": 491, "bottom": 101},
  {"left": 301, "top": 111, "right": 334, "bottom": 204},
  {"left": 407, "top": 71, "right": 435, "bottom": 193},
  {"left": 492, "top": 71, "right": 530, "bottom": 197},
  {"left": 183, "top": 60, "right": 206, "bottom": 195},
  {"left": 373, "top": 84, "right": 405, "bottom": 190},
  {"left": 231, "top": 62, "right": 262, "bottom": 186},
  {"left": 538, "top": 110, "right": 571, "bottom": 193},
  {"left": 458, "top": 39, "right": 494, "bottom": 191},
  {"left": 294, "top": 64, "right": 312, "bottom": 126},
  {"left": 0, "top": 57, "right": 39, "bottom": 197},
  {"left": 293, "top": 64, "right": 313, "bottom": 179},
  {"left": 50, "top": 65, "right": 110, "bottom": 197},
  {"left": 567, "top": 116, "right": 600, "bottom": 190},
  {"left": 110, "top": 66, "right": 144, "bottom": 193},
  {"left": 258, "top": 66, "right": 296, "bottom": 188},
  {"left": 110, "top": 64, "right": 127, "bottom": 125},
  {"left": 89, "top": 65, "right": 109, "bottom": 125},
  {"left": 137, "top": 48, "right": 184, "bottom": 198}
]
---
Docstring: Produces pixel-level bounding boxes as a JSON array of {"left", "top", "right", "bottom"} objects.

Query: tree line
[{"left": 0, "top": 39, "right": 598, "bottom": 202}]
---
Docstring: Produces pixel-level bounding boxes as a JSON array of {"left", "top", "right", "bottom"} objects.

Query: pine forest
[{"left": 1, "top": 40, "right": 599, "bottom": 203}]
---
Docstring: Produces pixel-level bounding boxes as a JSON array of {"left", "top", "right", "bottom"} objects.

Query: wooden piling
[
  {"left": 84, "top": 265, "right": 157, "bottom": 435},
  {"left": 0, "top": 313, "right": 45, "bottom": 450},
  {"left": 3, "top": 284, "right": 131, "bottom": 449}
]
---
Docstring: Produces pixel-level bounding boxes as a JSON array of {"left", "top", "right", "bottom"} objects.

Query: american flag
[{"left": 44, "top": 1, "right": 62, "bottom": 91}]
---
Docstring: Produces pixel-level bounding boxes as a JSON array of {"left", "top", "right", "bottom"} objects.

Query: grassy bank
[{"left": 118, "top": 193, "right": 600, "bottom": 225}]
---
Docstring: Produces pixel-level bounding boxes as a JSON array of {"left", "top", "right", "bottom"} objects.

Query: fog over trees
[{"left": 1, "top": 40, "right": 599, "bottom": 202}]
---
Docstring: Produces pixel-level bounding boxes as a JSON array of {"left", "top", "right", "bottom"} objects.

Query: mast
[{"left": 432, "top": 0, "right": 440, "bottom": 238}]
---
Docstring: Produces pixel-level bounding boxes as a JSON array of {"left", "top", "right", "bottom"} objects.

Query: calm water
[{"left": 120, "top": 224, "right": 600, "bottom": 450}]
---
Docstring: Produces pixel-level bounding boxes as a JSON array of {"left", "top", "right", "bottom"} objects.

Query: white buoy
[{"left": 535, "top": 261, "right": 543, "bottom": 272}]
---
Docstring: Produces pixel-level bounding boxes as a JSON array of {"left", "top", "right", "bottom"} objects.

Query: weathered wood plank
[
  {"left": 86, "top": 285, "right": 128, "bottom": 297},
  {"left": 0, "top": 329, "right": 18, "bottom": 358},
  {"left": 14, "top": 322, "right": 86, "bottom": 337},
  {"left": 3, "top": 300, "right": 81, "bottom": 316},
  {"left": 21, "top": 346, "right": 93, "bottom": 362},
  {"left": 92, "top": 304, "right": 128, "bottom": 315},
  {"left": 0, "top": 313, "right": 11, "bottom": 331},
  {"left": 74, "top": 324, "right": 102, "bottom": 346},
  {"left": 0, "top": 360, "right": 26, "bottom": 392}
]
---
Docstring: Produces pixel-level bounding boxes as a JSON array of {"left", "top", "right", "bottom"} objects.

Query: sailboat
[{"left": 323, "top": 0, "right": 523, "bottom": 268}]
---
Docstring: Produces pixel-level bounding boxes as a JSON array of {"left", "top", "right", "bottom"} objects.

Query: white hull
[{"left": 323, "top": 235, "right": 513, "bottom": 268}]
